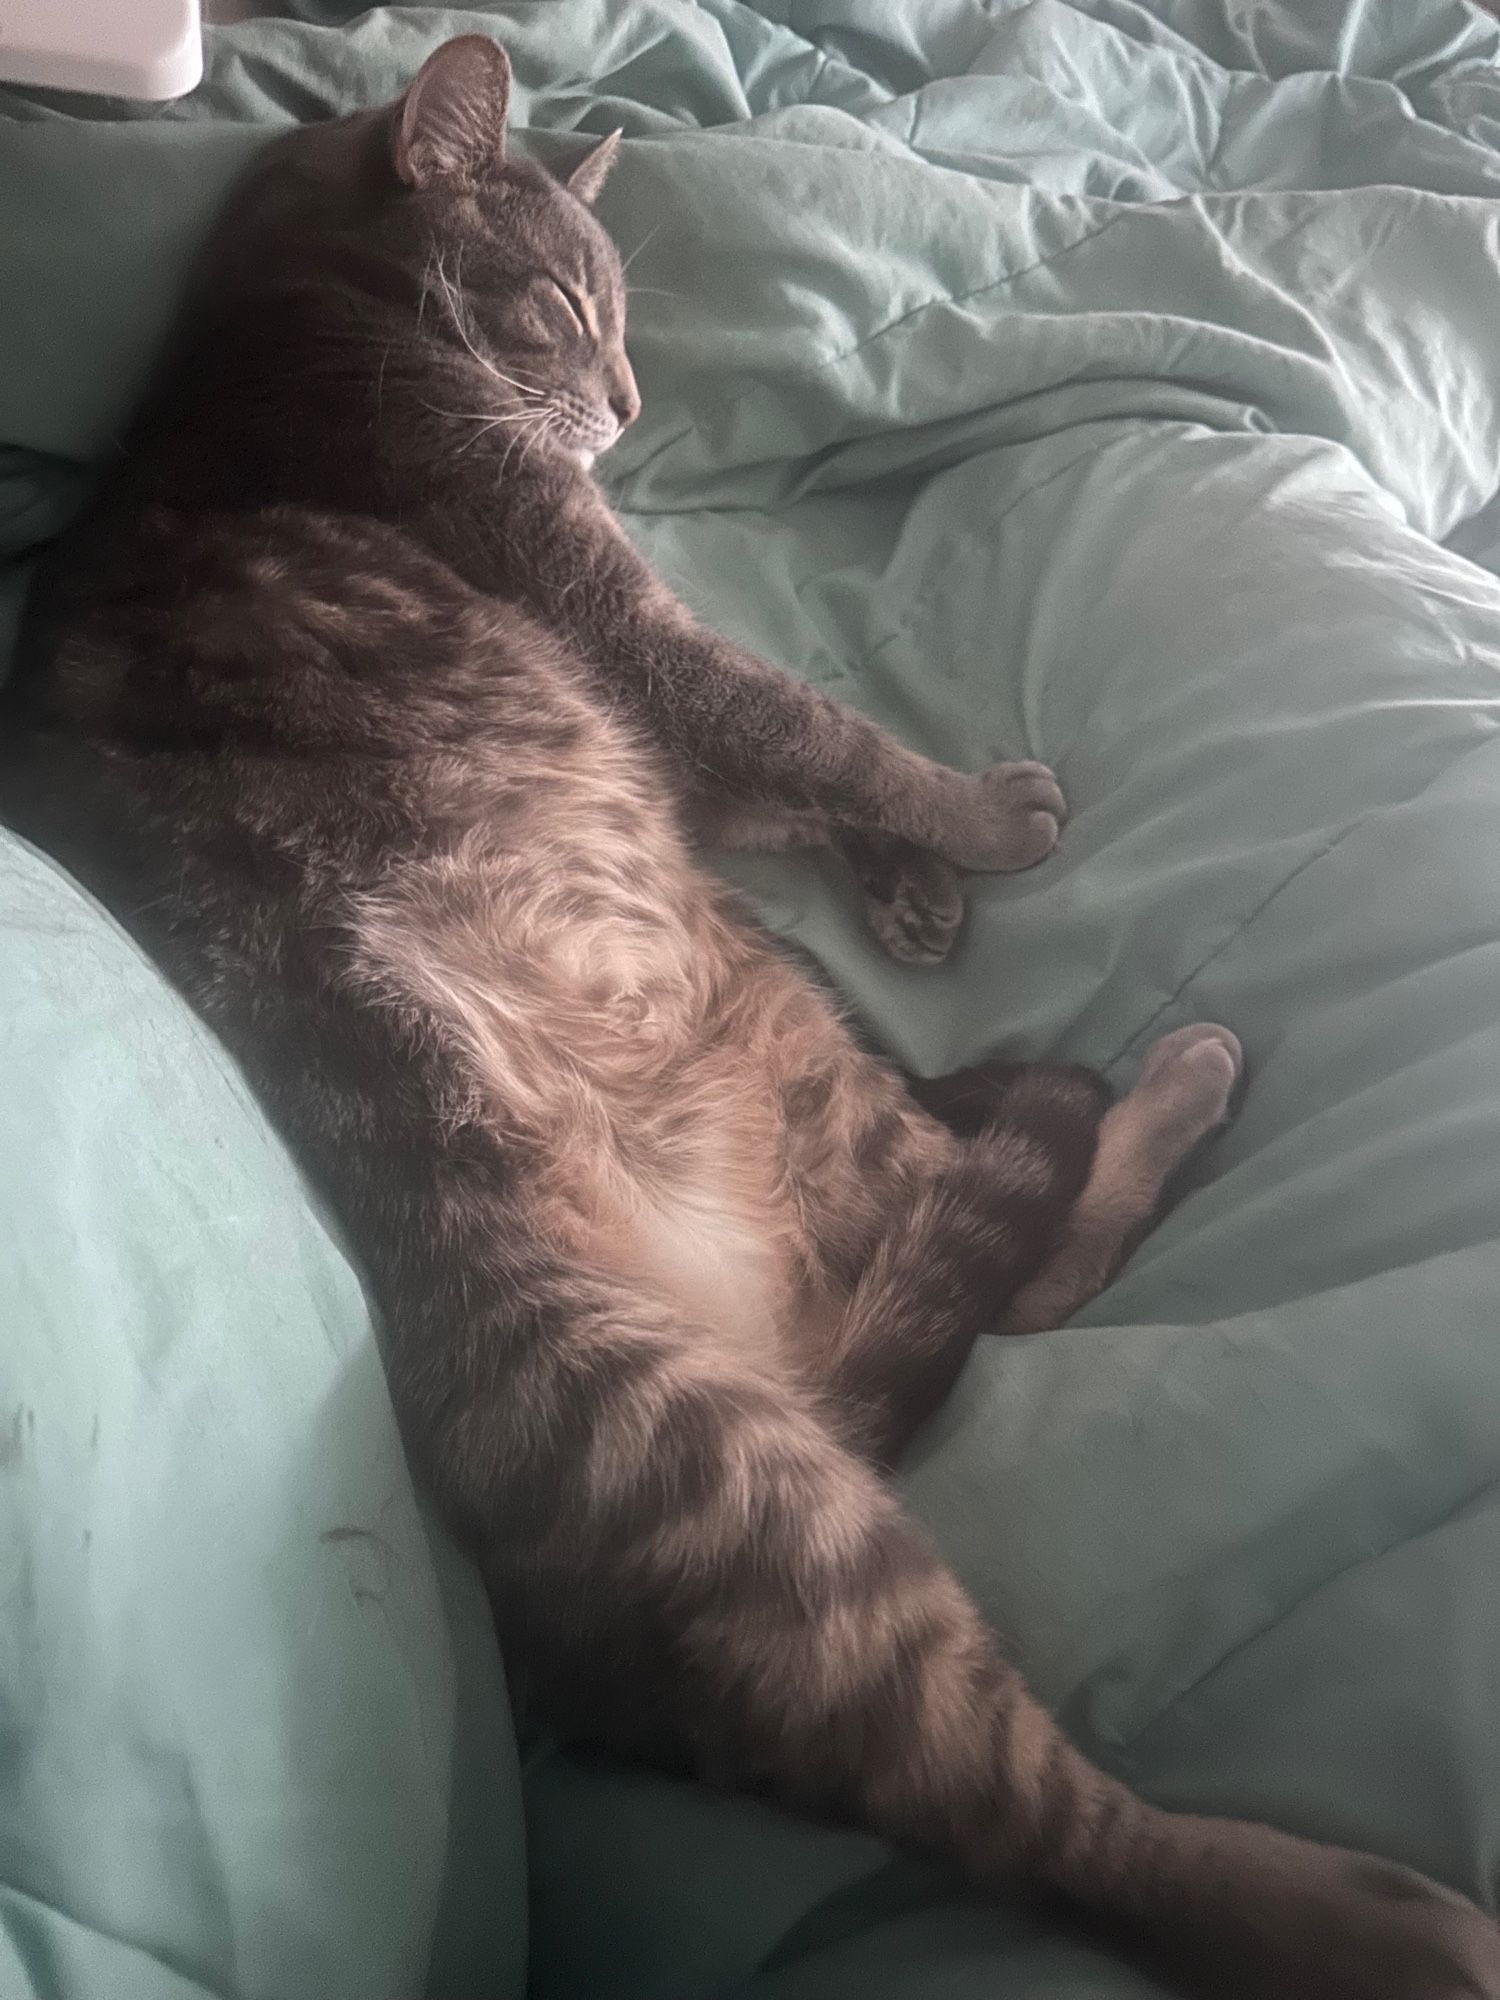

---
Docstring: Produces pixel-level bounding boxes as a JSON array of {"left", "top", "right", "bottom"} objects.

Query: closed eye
[{"left": 546, "top": 276, "right": 593, "bottom": 339}]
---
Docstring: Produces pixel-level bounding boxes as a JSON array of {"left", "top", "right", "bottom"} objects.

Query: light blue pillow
[{"left": 0, "top": 831, "right": 525, "bottom": 2000}]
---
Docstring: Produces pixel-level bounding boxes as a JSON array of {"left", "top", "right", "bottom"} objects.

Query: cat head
[
  {"left": 217, "top": 35, "right": 640, "bottom": 467},
  {"left": 391, "top": 37, "right": 640, "bottom": 464}
]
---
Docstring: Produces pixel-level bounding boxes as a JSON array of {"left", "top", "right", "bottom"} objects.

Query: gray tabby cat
[{"left": 9, "top": 35, "right": 1496, "bottom": 1999}]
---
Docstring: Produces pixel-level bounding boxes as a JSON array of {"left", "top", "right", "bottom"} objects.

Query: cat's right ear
[{"left": 393, "top": 36, "right": 511, "bottom": 190}]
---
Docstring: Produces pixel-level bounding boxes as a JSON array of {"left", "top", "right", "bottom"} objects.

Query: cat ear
[
  {"left": 566, "top": 129, "right": 623, "bottom": 206},
  {"left": 393, "top": 36, "right": 511, "bottom": 190}
]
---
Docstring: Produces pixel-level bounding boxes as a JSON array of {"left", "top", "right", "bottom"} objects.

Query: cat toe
[
  {"left": 864, "top": 872, "right": 965, "bottom": 964},
  {"left": 955, "top": 761, "right": 1065, "bottom": 872}
]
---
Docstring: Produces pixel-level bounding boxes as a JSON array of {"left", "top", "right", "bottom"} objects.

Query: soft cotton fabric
[{"left": 3, "top": 3, "right": 1500, "bottom": 1994}]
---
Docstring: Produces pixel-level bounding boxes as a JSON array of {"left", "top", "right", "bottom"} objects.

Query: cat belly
[
  {"left": 349, "top": 837, "right": 798, "bottom": 1358},
  {"left": 584, "top": 1129, "right": 791, "bottom": 1362}
]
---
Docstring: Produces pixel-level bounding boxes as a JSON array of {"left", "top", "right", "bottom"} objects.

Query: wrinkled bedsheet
[{"left": 3, "top": 3, "right": 1500, "bottom": 1995}]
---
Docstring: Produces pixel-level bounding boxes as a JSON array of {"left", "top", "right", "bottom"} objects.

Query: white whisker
[
  {"left": 620, "top": 224, "right": 661, "bottom": 277},
  {"left": 434, "top": 252, "right": 498, "bottom": 378},
  {"left": 416, "top": 242, "right": 439, "bottom": 329},
  {"left": 418, "top": 399, "right": 552, "bottom": 426},
  {"left": 502, "top": 407, "right": 567, "bottom": 483},
  {"left": 485, "top": 365, "right": 547, "bottom": 402},
  {"left": 429, "top": 250, "right": 552, "bottom": 408},
  {"left": 492, "top": 361, "right": 549, "bottom": 388},
  {"left": 455, "top": 407, "right": 555, "bottom": 456}
]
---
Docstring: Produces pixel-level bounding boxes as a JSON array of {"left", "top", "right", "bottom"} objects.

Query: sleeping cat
[{"left": 6, "top": 35, "right": 1497, "bottom": 2000}]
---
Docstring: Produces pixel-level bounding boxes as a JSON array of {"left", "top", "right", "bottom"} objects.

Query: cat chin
[{"left": 576, "top": 421, "right": 623, "bottom": 472}]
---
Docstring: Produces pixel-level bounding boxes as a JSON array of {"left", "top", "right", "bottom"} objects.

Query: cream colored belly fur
[{"left": 348, "top": 821, "right": 802, "bottom": 1362}]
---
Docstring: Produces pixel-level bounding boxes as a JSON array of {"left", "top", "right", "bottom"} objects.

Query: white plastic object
[{"left": 0, "top": 0, "right": 204, "bottom": 102}]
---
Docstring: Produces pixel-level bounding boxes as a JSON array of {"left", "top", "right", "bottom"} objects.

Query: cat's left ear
[
  {"left": 566, "top": 129, "right": 623, "bottom": 206},
  {"left": 393, "top": 35, "right": 511, "bottom": 189}
]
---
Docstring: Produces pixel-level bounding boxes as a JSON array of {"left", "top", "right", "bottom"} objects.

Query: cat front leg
[
  {"left": 686, "top": 796, "right": 970, "bottom": 965},
  {"left": 432, "top": 473, "right": 1065, "bottom": 876}
]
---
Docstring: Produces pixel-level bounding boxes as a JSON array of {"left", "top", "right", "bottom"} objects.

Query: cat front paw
[
  {"left": 841, "top": 834, "right": 966, "bottom": 964},
  {"left": 946, "top": 760, "right": 1066, "bottom": 874},
  {"left": 863, "top": 853, "right": 965, "bottom": 965}
]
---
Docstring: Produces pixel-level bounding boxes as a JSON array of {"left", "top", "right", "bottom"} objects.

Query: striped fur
[{"left": 7, "top": 36, "right": 1497, "bottom": 2000}]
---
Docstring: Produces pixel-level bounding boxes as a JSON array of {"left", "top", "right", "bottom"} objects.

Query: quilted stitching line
[
  {"left": 1115, "top": 1467, "right": 1500, "bottom": 1755},
  {"left": 617, "top": 199, "right": 1148, "bottom": 496},
  {"left": 847, "top": 431, "right": 1136, "bottom": 675},
  {"left": 1100, "top": 712, "right": 1500, "bottom": 1076},
  {"left": 1099, "top": 818, "right": 1362, "bottom": 1075}
]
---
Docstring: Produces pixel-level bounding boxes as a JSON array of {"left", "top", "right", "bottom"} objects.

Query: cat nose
[{"left": 608, "top": 366, "right": 641, "bottom": 430}]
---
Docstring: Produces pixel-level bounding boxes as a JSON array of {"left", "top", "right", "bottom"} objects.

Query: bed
[{"left": 3, "top": 3, "right": 1500, "bottom": 1995}]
